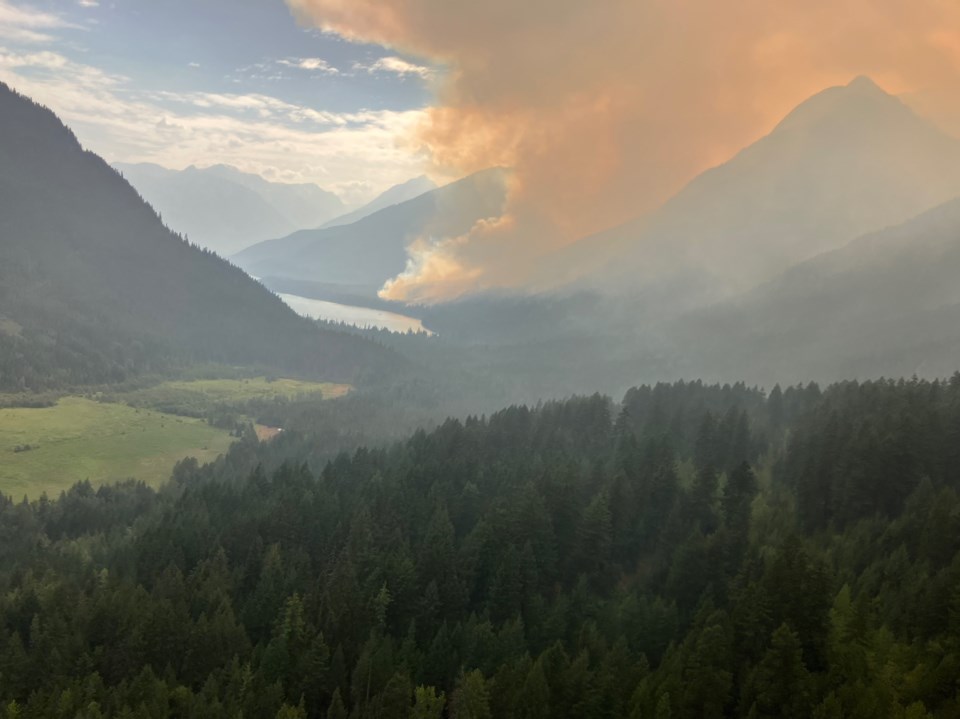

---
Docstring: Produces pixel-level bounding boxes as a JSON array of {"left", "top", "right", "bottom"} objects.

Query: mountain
[
  {"left": 0, "top": 83, "right": 394, "bottom": 392},
  {"left": 671, "top": 196, "right": 960, "bottom": 384},
  {"left": 556, "top": 76, "right": 960, "bottom": 312},
  {"left": 201, "top": 164, "right": 344, "bottom": 230},
  {"left": 233, "top": 168, "right": 508, "bottom": 301},
  {"left": 115, "top": 162, "right": 344, "bottom": 255},
  {"left": 319, "top": 175, "right": 437, "bottom": 229}
]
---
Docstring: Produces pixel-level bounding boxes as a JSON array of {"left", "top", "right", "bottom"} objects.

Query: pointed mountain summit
[
  {"left": 771, "top": 75, "right": 909, "bottom": 134},
  {"left": 561, "top": 76, "right": 960, "bottom": 312}
]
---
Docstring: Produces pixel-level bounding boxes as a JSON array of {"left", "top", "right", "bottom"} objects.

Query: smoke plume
[{"left": 287, "top": 0, "right": 960, "bottom": 303}]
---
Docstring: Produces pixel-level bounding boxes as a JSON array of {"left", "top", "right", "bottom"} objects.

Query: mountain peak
[
  {"left": 845, "top": 74, "right": 884, "bottom": 94},
  {"left": 771, "top": 75, "right": 911, "bottom": 136}
]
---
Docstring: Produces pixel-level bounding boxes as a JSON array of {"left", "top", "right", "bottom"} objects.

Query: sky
[
  {"left": 4, "top": 1, "right": 960, "bottom": 303},
  {"left": 289, "top": 0, "right": 960, "bottom": 303},
  {"left": 0, "top": 0, "right": 438, "bottom": 204}
]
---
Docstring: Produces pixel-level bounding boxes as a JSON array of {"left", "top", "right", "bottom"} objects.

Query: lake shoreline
[{"left": 278, "top": 293, "right": 434, "bottom": 335}]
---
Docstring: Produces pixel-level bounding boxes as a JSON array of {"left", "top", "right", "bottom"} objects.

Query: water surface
[{"left": 279, "top": 293, "right": 431, "bottom": 334}]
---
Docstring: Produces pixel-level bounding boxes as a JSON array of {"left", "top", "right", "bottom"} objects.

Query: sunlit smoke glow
[{"left": 287, "top": 0, "right": 960, "bottom": 303}]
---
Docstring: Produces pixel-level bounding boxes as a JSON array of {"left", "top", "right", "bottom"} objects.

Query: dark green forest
[{"left": 2, "top": 377, "right": 959, "bottom": 718}]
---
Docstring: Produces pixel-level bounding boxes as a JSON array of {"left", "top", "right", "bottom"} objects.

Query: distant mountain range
[
  {"left": 114, "top": 162, "right": 345, "bottom": 255},
  {"left": 319, "top": 175, "right": 437, "bottom": 229},
  {"left": 0, "top": 82, "right": 395, "bottom": 392},
  {"left": 233, "top": 168, "right": 508, "bottom": 301},
  {"left": 550, "top": 77, "right": 960, "bottom": 315}
]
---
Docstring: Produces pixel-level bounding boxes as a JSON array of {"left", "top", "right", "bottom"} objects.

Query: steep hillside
[
  {"left": 672, "top": 197, "right": 960, "bottom": 383},
  {"left": 0, "top": 83, "right": 395, "bottom": 391}
]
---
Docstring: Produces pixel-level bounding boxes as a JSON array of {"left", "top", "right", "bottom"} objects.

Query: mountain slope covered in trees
[
  {"left": 0, "top": 83, "right": 395, "bottom": 391},
  {"left": 1, "top": 378, "right": 959, "bottom": 717}
]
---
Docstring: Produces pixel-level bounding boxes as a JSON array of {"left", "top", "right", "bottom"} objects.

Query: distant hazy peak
[
  {"left": 188, "top": 163, "right": 324, "bottom": 190},
  {"left": 771, "top": 75, "right": 914, "bottom": 135},
  {"left": 115, "top": 161, "right": 176, "bottom": 177},
  {"left": 393, "top": 174, "right": 436, "bottom": 191},
  {"left": 846, "top": 74, "right": 884, "bottom": 93},
  {"left": 436, "top": 166, "right": 509, "bottom": 191},
  {"left": 113, "top": 160, "right": 345, "bottom": 254},
  {"left": 318, "top": 174, "right": 438, "bottom": 229}
]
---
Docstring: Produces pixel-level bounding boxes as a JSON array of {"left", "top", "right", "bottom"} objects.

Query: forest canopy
[{"left": 1, "top": 377, "right": 958, "bottom": 717}]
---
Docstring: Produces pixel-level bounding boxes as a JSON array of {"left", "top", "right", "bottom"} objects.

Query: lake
[{"left": 279, "top": 293, "right": 432, "bottom": 335}]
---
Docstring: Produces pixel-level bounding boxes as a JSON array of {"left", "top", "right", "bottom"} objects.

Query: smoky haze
[{"left": 286, "top": 0, "right": 960, "bottom": 303}]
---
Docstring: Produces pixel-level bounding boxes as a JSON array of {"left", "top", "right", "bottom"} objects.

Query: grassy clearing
[
  {"left": 156, "top": 377, "right": 351, "bottom": 402},
  {"left": 114, "top": 376, "right": 351, "bottom": 417},
  {"left": 0, "top": 376, "right": 350, "bottom": 499},
  {"left": 0, "top": 397, "right": 233, "bottom": 500}
]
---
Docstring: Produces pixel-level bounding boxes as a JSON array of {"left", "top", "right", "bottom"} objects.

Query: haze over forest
[{"left": 3, "top": 1, "right": 960, "bottom": 717}]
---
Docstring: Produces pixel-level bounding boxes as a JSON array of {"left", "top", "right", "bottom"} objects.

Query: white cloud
[
  {"left": 232, "top": 61, "right": 285, "bottom": 83},
  {"left": 0, "top": 50, "right": 427, "bottom": 202},
  {"left": 0, "top": 0, "right": 78, "bottom": 43},
  {"left": 360, "top": 55, "right": 432, "bottom": 79},
  {"left": 0, "top": 49, "right": 69, "bottom": 70},
  {"left": 78, "top": 0, "right": 99, "bottom": 7},
  {"left": 278, "top": 56, "right": 338, "bottom": 74},
  {"left": 147, "top": 88, "right": 407, "bottom": 128}
]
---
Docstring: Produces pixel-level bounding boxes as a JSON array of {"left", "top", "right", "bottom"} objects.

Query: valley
[{"left": 3, "top": 5, "right": 960, "bottom": 715}]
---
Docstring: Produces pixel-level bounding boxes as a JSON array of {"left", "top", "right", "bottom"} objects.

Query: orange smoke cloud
[{"left": 287, "top": 0, "right": 960, "bottom": 303}]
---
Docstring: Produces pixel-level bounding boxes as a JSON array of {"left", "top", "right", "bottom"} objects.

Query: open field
[
  {"left": 0, "top": 397, "right": 233, "bottom": 499},
  {"left": 155, "top": 377, "right": 351, "bottom": 402},
  {"left": 115, "top": 376, "right": 351, "bottom": 416},
  {"left": 0, "top": 377, "right": 350, "bottom": 499}
]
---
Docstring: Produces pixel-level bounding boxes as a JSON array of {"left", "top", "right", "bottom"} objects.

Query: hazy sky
[
  {"left": 0, "top": 0, "right": 437, "bottom": 203},
  {"left": 5, "top": 1, "right": 960, "bottom": 302},
  {"left": 290, "top": 0, "right": 960, "bottom": 303}
]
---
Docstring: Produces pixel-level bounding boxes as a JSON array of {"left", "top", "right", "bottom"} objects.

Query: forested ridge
[
  {"left": 0, "top": 82, "right": 395, "bottom": 392},
  {"left": 2, "top": 377, "right": 959, "bottom": 717}
]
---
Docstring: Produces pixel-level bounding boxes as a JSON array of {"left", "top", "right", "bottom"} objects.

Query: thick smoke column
[{"left": 287, "top": 0, "right": 960, "bottom": 303}]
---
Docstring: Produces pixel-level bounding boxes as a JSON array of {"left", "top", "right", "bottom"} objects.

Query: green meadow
[
  {"left": 0, "top": 397, "right": 233, "bottom": 500},
  {"left": 149, "top": 376, "right": 351, "bottom": 402},
  {"left": 116, "top": 376, "right": 351, "bottom": 414},
  {"left": 0, "top": 377, "right": 350, "bottom": 499}
]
